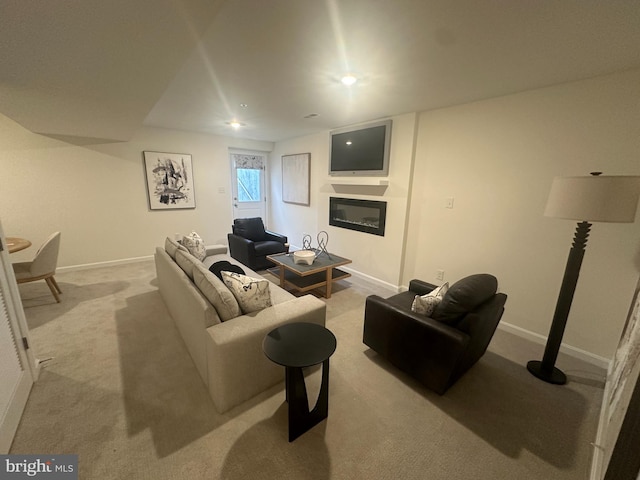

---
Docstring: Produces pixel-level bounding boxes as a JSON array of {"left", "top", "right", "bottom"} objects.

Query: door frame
[
  {"left": 229, "top": 149, "right": 269, "bottom": 222},
  {"left": 0, "top": 220, "right": 39, "bottom": 453}
]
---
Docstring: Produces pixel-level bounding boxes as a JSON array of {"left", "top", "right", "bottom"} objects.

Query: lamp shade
[{"left": 544, "top": 175, "right": 640, "bottom": 223}]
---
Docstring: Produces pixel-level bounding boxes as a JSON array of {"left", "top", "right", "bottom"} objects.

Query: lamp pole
[{"left": 527, "top": 220, "right": 591, "bottom": 384}]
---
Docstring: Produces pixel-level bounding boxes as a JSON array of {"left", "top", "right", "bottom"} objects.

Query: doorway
[{"left": 230, "top": 150, "right": 267, "bottom": 221}]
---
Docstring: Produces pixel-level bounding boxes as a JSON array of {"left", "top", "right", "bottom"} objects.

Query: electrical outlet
[
  {"left": 445, "top": 197, "right": 454, "bottom": 209},
  {"left": 436, "top": 270, "right": 445, "bottom": 281}
]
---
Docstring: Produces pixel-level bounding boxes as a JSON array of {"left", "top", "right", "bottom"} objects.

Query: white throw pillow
[
  {"left": 411, "top": 282, "right": 449, "bottom": 316},
  {"left": 222, "top": 271, "right": 272, "bottom": 314},
  {"left": 182, "top": 231, "right": 206, "bottom": 261}
]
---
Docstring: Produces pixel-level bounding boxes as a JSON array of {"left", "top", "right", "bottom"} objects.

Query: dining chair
[{"left": 12, "top": 232, "right": 62, "bottom": 303}]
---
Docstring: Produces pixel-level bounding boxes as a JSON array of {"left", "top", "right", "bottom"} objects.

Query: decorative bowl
[{"left": 293, "top": 250, "right": 315, "bottom": 265}]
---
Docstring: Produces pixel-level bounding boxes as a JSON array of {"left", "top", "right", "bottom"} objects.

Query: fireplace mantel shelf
[{"left": 328, "top": 178, "right": 389, "bottom": 186}]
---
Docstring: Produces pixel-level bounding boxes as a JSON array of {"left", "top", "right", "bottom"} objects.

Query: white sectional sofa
[{"left": 154, "top": 237, "right": 327, "bottom": 413}]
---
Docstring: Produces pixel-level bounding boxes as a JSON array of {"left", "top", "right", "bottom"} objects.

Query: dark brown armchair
[
  {"left": 227, "top": 217, "right": 288, "bottom": 270},
  {"left": 363, "top": 274, "right": 507, "bottom": 394}
]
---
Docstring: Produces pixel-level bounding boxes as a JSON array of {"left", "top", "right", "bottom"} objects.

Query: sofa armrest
[
  {"left": 205, "top": 294, "right": 326, "bottom": 412},
  {"left": 363, "top": 295, "right": 469, "bottom": 394},
  {"left": 264, "top": 230, "right": 287, "bottom": 244},
  {"left": 205, "top": 244, "right": 228, "bottom": 256}
]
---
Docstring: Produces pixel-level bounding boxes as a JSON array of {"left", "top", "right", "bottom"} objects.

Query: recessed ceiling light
[
  {"left": 239, "top": 103, "right": 248, "bottom": 108},
  {"left": 341, "top": 74, "right": 357, "bottom": 86},
  {"left": 226, "top": 120, "right": 244, "bottom": 129},
  {"left": 345, "top": 141, "right": 352, "bottom": 145}
]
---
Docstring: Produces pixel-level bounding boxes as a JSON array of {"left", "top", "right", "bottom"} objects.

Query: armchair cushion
[
  {"left": 254, "top": 241, "right": 289, "bottom": 257},
  {"left": 432, "top": 274, "right": 498, "bottom": 325},
  {"left": 233, "top": 217, "right": 266, "bottom": 242}
]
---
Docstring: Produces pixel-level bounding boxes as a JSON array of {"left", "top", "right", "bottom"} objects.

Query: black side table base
[
  {"left": 527, "top": 360, "right": 567, "bottom": 385},
  {"left": 286, "top": 359, "right": 330, "bottom": 442}
]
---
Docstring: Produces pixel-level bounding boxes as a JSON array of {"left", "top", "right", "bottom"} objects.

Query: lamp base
[{"left": 526, "top": 360, "right": 567, "bottom": 385}]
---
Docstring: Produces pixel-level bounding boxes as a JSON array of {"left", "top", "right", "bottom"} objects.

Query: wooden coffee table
[{"left": 267, "top": 251, "right": 351, "bottom": 299}]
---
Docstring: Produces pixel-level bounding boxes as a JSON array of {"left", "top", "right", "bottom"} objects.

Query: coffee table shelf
[{"left": 266, "top": 252, "right": 352, "bottom": 299}]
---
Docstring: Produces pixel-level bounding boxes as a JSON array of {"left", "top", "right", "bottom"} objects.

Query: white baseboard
[
  {"left": 498, "top": 321, "right": 611, "bottom": 370},
  {"left": 58, "top": 255, "right": 153, "bottom": 273},
  {"left": 341, "top": 265, "right": 400, "bottom": 293}
]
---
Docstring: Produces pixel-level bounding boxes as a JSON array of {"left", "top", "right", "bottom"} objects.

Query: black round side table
[{"left": 263, "top": 322, "right": 337, "bottom": 442}]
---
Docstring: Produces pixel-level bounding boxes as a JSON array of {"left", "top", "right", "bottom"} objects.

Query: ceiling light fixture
[
  {"left": 239, "top": 103, "right": 248, "bottom": 108},
  {"left": 227, "top": 120, "right": 244, "bottom": 129},
  {"left": 341, "top": 74, "right": 357, "bottom": 86}
]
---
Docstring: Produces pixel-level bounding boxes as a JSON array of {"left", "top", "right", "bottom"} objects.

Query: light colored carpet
[{"left": 10, "top": 260, "right": 605, "bottom": 479}]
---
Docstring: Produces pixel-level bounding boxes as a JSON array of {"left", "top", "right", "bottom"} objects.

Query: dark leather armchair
[
  {"left": 227, "top": 217, "right": 288, "bottom": 270},
  {"left": 363, "top": 274, "right": 507, "bottom": 394}
]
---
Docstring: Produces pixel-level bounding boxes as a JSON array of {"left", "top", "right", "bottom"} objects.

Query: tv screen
[{"left": 329, "top": 120, "right": 392, "bottom": 176}]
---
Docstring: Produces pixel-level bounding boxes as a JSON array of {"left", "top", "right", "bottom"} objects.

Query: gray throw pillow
[
  {"left": 193, "top": 265, "right": 241, "bottom": 321},
  {"left": 432, "top": 274, "right": 497, "bottom": 325}
]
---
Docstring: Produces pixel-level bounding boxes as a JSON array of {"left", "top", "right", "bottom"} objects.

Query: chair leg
[
  {"left": 45, "top": 277, "right": 61, "bottom": 303},
  {"left": 49, "top": 275, "right": 62, "bottom": 294}
]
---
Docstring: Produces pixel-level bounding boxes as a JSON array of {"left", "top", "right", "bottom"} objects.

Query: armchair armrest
[
  {"left": 408, "top": 279, "right": 438, "bottom": 296},
  {"left": 363, "top": 295, "right": 469, "bottom": 394},
  {"left": 227, "top": 233, "right": 256, "bottom": 267},
  {"left": 264, "top": 230, "right": 287, "bottom": 244}
]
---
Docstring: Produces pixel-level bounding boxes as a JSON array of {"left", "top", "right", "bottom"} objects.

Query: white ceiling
[{"left": 2, "top": 0, "right": 640, "bottom": 143}]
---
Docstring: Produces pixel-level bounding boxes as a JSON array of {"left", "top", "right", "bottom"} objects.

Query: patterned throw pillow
[
  {"left": 221, "top": 271, "right": 272, "bottom": 314},
  {"left": 411, "top": 282, "right": 449, "bottom": 317},
  {"left": 182, "top": 231, "right": 206, "bottom": 261}
]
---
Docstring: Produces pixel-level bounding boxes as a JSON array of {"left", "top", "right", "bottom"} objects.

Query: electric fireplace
[{"left": 329, "top": 197, "right": 387, "bottom": 236}]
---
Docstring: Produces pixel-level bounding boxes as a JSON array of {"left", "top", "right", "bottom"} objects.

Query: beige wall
[
  {"left": 404, "top": 69, "right": 640, "bottom": 360},
  {"left": 0, "top": 114, "right": 272, "bottom": 267},
  {"left": 268, "top": 113, "right": 417, "bottom": 287}
]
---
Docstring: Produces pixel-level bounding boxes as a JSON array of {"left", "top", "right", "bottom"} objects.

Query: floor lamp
[{"left": 527, "top": 173, "right": 640, "bottom": 385}]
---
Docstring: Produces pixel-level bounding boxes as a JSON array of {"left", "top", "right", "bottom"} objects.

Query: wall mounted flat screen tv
[{"left": 329, "top": 119, "right": 392, "bottom": 176}]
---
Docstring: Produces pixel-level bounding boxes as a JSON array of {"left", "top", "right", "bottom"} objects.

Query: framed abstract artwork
[
  {"left": 282, "top": 153, "right": 310, "bottom": 206},
  {"left": 591, "top": 277, "right": 640, "bottom": 479},
  {"left": 143, "top": 151, "right": 196, "bottom": 210}
]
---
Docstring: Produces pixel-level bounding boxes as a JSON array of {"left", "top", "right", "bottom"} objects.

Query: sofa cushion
[
  {"left": 432, "top": 274, "right": 498, "bottom": 325},
  {"left": 182, "top": 231, "right": 206, "bottom": 261},
  {"left": 411, "top": 282, "right": 448, "bottom": 316},
  {"left": 175, "top": 249, "right": 200, "bottom": 280},
  {"left": 193, "top": 265, "right": 241, "bottom": 321},
  {"left": 165, "top": 236, "right": 188, "bottom": 260},
  {"left": 222, "top": 271, "right": 272, "bottom": 314},
  {"left": 209, "top": 260, "right": 245, "bottom": 281},
  {"left": 233, "top": 217, "right": 266, "bottom": 242}
]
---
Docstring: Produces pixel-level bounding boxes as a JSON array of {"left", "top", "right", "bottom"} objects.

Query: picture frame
[
  {"left": 591, "top": 277, "right": 640, "bottom": 479},
  {"left": 282, "top": 153, "right": 310, "bottom": 206},
  {"left": 143, "top": 151, "right": 196, "bottom": 210}
]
